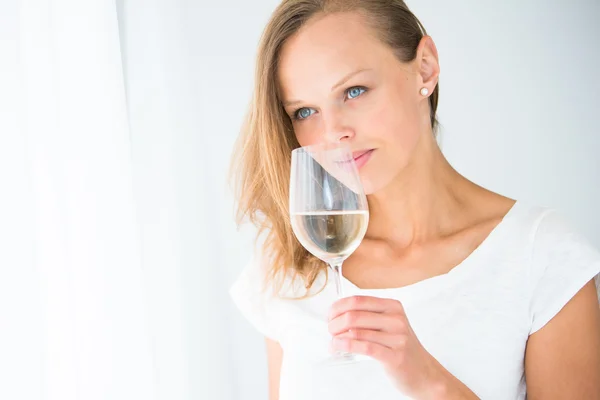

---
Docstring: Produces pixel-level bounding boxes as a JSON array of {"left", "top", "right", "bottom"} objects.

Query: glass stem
[
  {"left": 330, "top": 261, "right": 357, "bottom": 361},
  {"left": 331, "top": 262, "right": 344, "bottom": 298}
]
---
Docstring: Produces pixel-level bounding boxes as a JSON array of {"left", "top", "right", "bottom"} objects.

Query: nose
[{"left": 322, "top": 110, "right": 355, "bottom": 143}]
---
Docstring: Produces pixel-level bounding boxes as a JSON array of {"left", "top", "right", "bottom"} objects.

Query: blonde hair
[{"left": 230, "top": 0, "right": 439, "bottom": 294}]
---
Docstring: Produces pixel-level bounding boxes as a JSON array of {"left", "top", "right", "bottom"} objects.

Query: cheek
[
  {"left": 292, "top": 121, "right": 322, "bottom": 147},
  {"left": 358, "top": 100, "right": 410, "bottom": 147},
  {"left": 355, "top": 96, "right": 421, "bottom": 193},
  {"left": 368, "top": 92, "right": 420, "bottom": 149}
]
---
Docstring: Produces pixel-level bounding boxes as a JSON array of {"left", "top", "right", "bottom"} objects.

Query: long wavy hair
[{"left": 230, "top": 0, "right": 439, "bottom": 295}]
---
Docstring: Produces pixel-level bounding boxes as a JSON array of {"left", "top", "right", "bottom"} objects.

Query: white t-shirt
[{"left": 230, "top": 201, "right": 600, "bottom": 399}]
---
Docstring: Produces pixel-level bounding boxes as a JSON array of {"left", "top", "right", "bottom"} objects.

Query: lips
[
  {"left": 352, "top": 150, "right": 372, "bottom": 161},
  {"left": 352, "top": 149, "right": 374, "bottom": 169},
  {"left": 333, "top": 149, "right": 374, "bottom": 170}
]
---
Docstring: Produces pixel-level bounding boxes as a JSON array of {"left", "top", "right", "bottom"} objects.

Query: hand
[{"left": 328, "top": 295, "right": 478, "bottom": 399}]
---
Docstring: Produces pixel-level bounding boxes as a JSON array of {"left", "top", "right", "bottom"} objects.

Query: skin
[{"left": 265, "top": 10, "right": 600, "bottom": 400}]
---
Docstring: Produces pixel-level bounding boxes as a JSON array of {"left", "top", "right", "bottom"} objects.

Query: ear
[{"left": 415, "top": 36, "right": 440, "bottom": 96}]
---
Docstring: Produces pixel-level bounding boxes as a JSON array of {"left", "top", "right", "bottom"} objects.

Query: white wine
[{"left": 291, "top": 210, "right": 369, "bottom": 262}]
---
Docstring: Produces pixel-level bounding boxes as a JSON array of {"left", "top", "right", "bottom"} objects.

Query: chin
[
  {"left": 359, "top": 175, "right": 383, "bottom": 196},
  {"left": 359, "top": 167, "right": 398, "bottom": 196}
]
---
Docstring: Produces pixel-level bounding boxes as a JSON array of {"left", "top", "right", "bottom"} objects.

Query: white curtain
[
  {"left": 1, "top": 0, "right": 244, "bottom": 398},
  {"left": 0, "top": 0, "right": 193, "bottom": 399},
  {"left": 116, "top": 0, "right": 254, "bottom": 398}
]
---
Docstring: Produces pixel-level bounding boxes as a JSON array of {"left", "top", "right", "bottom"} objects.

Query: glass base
[{"left": 316, "top": 352, "right": 371, "bottom": 367}]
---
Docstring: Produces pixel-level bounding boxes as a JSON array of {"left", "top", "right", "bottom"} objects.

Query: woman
[{"left": 229, "top": 1, "right": 600, "bottom": 399}]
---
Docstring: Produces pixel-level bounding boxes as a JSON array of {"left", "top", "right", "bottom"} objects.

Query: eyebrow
[{"left": 282, "top": 68, "right": 373, "bottom": 108}]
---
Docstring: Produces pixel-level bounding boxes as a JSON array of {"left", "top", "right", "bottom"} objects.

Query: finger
[
  {"left": 328, "top": 295, "right": 404, "bottom": 321},
  {"left": 334, "top": 329, "right": 407, "bottom": 350},
  {"left": 328, "top": 310, "right": 405, "bottom": 335},
  {"left": 331, "top": 337, "right": 393, "bottom": 363}
]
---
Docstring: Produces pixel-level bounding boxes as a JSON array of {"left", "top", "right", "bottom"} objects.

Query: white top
[{"left": 230, "top": 201, "right": 600, "bottom": 399}]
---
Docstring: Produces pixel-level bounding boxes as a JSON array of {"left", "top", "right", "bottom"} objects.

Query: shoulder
[
  {"left": 504, "top": 201, "right": 598, "bottom": 258},
  {"left": 524, "top": 203, "right": 600, "bottom": 270},
  {"left": 511, "top": 201, "right": 600, "bottom": 333},
  {"left": 229, "top": 249, "right": 321, "bottom": 340},
  {"left": 229, "top": 250, "right": 287, "bottom": 340}
]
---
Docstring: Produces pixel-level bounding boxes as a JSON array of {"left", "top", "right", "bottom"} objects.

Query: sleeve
[
  {"left": 229, "top": 253, "right": 282, "bottom": 341},
  {"left": 529, "top": 209, "right": 600, "bottom": 334}
]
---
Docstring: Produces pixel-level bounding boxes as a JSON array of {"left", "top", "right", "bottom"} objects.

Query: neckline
[{"left": 339, "top": 199, "right": 523, "bottom": 298}]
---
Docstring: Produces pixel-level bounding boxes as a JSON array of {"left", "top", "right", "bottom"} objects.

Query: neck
[{"left": 365, "top": 134, "right": 479, "bottom": 248}]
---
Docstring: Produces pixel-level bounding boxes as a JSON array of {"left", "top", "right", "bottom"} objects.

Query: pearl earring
[{"left": 420, "top": 87, "right": 429, "bottom": 96}]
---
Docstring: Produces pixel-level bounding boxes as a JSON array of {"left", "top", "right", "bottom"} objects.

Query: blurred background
[{"left": 0, "top": 0, "right": 598, "bottom": 399}]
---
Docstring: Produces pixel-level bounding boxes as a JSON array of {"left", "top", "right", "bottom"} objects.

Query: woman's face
[{"left": 278, "top": 11, "right": 435, "bottom": 195}]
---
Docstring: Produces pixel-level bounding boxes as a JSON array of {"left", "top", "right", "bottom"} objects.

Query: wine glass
[{"left": 289, "top": 142, "right": 369, "bottom": 365}]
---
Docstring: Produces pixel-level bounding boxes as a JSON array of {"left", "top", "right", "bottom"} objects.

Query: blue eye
[
  {"left": 346, "top": 86, "right": 367, "bottom": 99},
  {"left": 294, "top": 107, "right": 316, "bottom": 120},
  {"left": 291, "top": 86, "right": 367, "bottom": 121}
]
